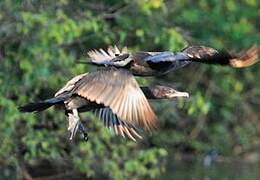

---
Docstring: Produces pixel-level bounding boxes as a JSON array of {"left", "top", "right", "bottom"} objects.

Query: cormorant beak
[{"left": 168, "top": 91, "right": 189, "bottom": 98}]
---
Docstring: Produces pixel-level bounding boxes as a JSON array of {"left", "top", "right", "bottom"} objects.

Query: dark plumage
[
  {"left": 19, "top": 69, "right": 189, "bottom": 141},
  {"left": 85, "top": 45, "right": 259, "bottom": 76},
  {"left": 19, "top": 44, "right": 259, "bottom": 142}
]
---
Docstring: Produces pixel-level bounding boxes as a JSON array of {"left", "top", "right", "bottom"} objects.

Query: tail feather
[{"left": 19, "top": 97, "right": 64, "bottom": 112}]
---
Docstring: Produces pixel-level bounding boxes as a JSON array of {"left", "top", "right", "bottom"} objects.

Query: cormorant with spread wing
[
  {"left": 85, "top": 45, "right": 259, "bottom": 76},
  {"left": 19, "top": 68, "right": 189, "bottom": 141}
]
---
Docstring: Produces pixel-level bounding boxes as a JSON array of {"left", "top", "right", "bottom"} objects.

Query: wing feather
[
  {"left": 96, "top": 108, "right": 142, "bottom": 141},
  {"left": 95, "top": 107, "right": 142, "bottom": 141},
  {"left": 118, "top": 120, "right": 125, "bottom": 138},
  {"left": 88, "top": 46, "right": 129, "bottom": 63},
  {"left": 230, "top": 45, "right": 259, "bottom": 68},
  {"left": 123, "top": 124, "right": 136, "bottom": 142},
  {"left": 55, "top": 73, "right": 88, "bottom": 97},
  {"left": 75, "top": 68, "right": 157, "bottom": 130}
]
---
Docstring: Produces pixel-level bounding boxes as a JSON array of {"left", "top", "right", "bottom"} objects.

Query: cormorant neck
[{"left": 140, "top": 87, "right": 157, "bottom": 99}]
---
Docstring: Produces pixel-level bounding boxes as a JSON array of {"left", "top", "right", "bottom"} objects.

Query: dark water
[
  {"left": 162, "top": 160, "right": 260, "bottom": 180},
  {"left": 1, "top": 160, "right": 259, "bottom": 179},
  {"left": 0, "top": 166, "right": 17, "bottom": 180}
]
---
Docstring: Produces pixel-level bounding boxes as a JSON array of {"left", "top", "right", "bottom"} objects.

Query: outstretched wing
[
  {"left": 55, "top": 73, "right": 89, "bottom": 97},
  {"left": 142, "top": 45, "right": 259, "bottom": 68},
  {"left": 95, "top": 108, "right": 142, "bottom": 141},
  {"left": 229, "top": 46, "right": 259, "bottom": 68},
  {"left": 87, "top": 45, "right": 129, "bottom": 64},
  {"left": 74, "top": 68, "right": 157, "bottom": 131},
  {"left": 136, "top": 51, "right": 186, "bottom": 63}
]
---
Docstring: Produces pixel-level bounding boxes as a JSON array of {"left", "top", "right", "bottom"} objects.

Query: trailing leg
[{"left": 67, "top": 109, "right": 88, "bottom": 140}]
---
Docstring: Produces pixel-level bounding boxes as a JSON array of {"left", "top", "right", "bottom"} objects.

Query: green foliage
[{"left": 0, "top": 0, "right": 259, "bottom": 178}]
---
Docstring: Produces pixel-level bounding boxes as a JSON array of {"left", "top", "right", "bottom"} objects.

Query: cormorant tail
[{"left": 19, "top": 97, "right": 64, "bottom": 112}]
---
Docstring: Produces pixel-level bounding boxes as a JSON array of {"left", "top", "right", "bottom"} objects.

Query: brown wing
[
  {"left": 96, "top": 108, "right": 142, "bottom": 141},
  {"left": 229, "top": 45, "right": 259, "bottom": 68},
  {"left": 74, "top": 68, "right": 157, "bottom": 131},
  {"left": 55, "top": 73, "right": 88, "bottom": 97}
]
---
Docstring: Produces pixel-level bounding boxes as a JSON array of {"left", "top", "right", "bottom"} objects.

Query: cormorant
[
  {"left": 19, "top": 68, "right": 189, "bottom": 141},
  {"left": 85, "top": 45, "right": 259, "bottom": 76}
]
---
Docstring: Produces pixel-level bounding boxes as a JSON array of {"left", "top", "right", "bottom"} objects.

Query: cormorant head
[{"left": 151, "top": 85, "right": 189, "bottom": 99}]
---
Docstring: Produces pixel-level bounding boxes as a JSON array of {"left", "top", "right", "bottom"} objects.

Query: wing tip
[
  {"left": 230, "top": 45, "right": 259, "bottom": 68},
  {"left": 87, "top": 45, "right": 129, "bottom": 63}
]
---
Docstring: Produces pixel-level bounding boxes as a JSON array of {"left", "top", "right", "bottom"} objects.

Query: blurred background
[{"left": 0, "top": 0, "right": 259, "bottom": 179}]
